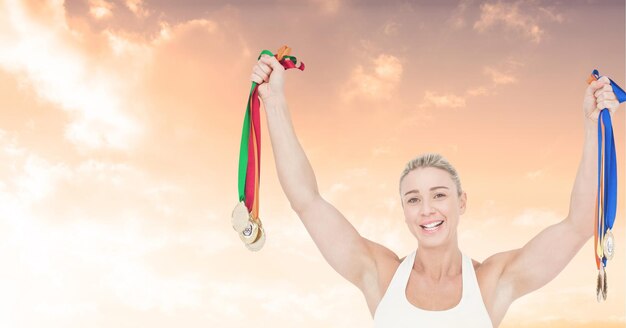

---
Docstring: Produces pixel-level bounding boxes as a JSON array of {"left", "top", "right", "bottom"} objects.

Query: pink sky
[{"left": 0, "top": 0, "right": 624, "bottom": 327}]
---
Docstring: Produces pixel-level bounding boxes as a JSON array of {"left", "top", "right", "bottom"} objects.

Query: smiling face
[{"left": 400, "top": 167, "right": 467, "bottom": 249}]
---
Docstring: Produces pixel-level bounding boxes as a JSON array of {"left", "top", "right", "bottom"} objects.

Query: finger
[
  {"left": 596, "top": 91, "right": 616, "bottom": 103},
  {"left": 587, "top": 80, "right": 605, "bottom": 95},
  {"left": 598, "top": 76, "right": 611, "bottom": 85},
  {"left": 609, "top": 101, "right": 619, "bottom": 114},
  {"left": 594, "top": 84, "right": 613, "bottom": 97},
  {"left": 253, "top": 66, "right": 269, "bottom": 82},
  {"left": 602, "top": 91, "right": 616, "bottom": 101},
  {"left": 256, "top": 61, "right": 272, "bottom": 75},
  {"left": 250, "top": 72, "right": 264, "bottom": 84},
  {"left": 597, "top": 100, "right": 617, "bottom": 111},
  {"left": 260, "top": 54, "right": 282, "bottom": 69}
]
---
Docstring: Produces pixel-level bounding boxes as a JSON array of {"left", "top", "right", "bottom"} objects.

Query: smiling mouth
[{"left": 420, "top": 220, "right": 444, "bottom": 231}]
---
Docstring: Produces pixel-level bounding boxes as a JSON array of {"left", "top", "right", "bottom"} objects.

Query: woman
[{"left": 249, "top": 54, "right": 621, "bottom": 327}]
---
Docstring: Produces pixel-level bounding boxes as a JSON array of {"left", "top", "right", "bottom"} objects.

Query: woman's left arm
[{"left": 487, "top": 76, "right": 621, "bottom": 302}]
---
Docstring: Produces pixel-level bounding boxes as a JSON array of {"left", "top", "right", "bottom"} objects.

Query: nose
[{"left": 419, "top": 198, "right": 436, "bottom": 216}]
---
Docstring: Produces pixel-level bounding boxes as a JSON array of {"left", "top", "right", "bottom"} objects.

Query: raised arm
[
  {"left": 251, "top": 54, "right": 396, "bottom": 288},
  {"left": 490, "top": 76, "right": 621, "bottom": 302}
]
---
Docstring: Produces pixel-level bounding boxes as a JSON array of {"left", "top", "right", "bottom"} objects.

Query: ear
[{"left": 459, "top": 192, "right": 467, "bottom": 215}]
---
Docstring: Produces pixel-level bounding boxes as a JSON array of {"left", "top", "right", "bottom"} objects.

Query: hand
[
  {"left": 250, "top": 54, "right": 286, "bottom": 106},
  {"left": 583, "top": 76, "right": 619, "bottom": 122}
]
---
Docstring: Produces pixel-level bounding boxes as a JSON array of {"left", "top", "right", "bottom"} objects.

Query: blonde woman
[{"left": 250, "top": 54, "right": 621, "bottom": 327}]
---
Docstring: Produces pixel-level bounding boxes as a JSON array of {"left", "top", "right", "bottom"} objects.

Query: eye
[
  {"left": 407, "top": 197, "right": 419, "bottom": 204},
  {"left": 434, "top": 193, "right": 446, "bottom": 199}
]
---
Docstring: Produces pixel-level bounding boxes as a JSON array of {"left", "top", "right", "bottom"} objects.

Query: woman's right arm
[{"left": 252, "top": 55, "right": 398, "bottom": 289}]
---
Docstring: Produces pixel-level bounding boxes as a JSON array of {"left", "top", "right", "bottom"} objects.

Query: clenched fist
[
  {"left": 584, "top": 76, "right": 619, "bottom": 122},
  {"left": 250, "top": 54, "right": 286, "bottom": 107}
]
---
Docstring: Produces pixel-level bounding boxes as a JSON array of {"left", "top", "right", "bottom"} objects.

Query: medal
[
  {"left": 245, "top": 226, "right": 266, "bottom": 252},
  {"left": 587, "top": 69, "right": 624, "bottom": 301},
  {"left": 233, "top": 46, "right": 305, "bottom": 251},
  {"left": 602, "top": 268, "right": 608, "bottom": 301},
  {"left": 232, "top": 201, "right": 251, "bottom": 233},
  {"left": 596, "top": 266, "right": 604, "bottom": 303},
  {"left": 239, "top": 219, "right": 260, "bottom": 245},
  {"left": 603, "top": 229, "right": 615, "bottom": 260}
]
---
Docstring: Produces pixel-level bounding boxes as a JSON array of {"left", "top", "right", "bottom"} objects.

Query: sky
[{"left": 0, "top": 0, "right": 624, "bottom": 327}]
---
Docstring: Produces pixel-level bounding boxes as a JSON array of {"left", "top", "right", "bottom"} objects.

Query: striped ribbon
[{"left": 237, "top": 46, "right": 305, "bottom": 221}]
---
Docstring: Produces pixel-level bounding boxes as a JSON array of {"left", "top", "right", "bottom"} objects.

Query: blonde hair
[{"left": 399, "top": 153, "right": 463, "bottom": 196}]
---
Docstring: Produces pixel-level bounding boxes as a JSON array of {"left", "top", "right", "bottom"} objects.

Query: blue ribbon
[{"left": 593, "top": 69, "right": 625, "bottom": 266}]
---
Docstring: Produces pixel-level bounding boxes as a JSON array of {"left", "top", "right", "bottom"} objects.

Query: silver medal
[{"left": 603, "top": 229, "right": 615, "bottom": 261}]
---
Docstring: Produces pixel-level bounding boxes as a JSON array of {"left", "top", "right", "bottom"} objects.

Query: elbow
[
  {"left": 564, "top": 214, "right": 594, "bottom": 240},
  {"left": 290, "top": 192, "right": 321, "bottom": 214}
]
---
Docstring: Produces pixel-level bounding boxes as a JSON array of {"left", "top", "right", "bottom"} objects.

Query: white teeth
[{"left": 421, "top": 221, "right": 443, "bottom": 229}]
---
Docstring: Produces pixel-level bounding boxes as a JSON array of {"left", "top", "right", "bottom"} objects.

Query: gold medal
[
  {"left": 602, "top": 268, "right": 608, "bottom": 301},
  {"left": 603, "top": 229, "right": 615, "bottom": 260},
  {"left": 231, "top": 201, "right": 251, "bottom": 233},
  {"left": 596, "top": 267, "right": 604, "bottom": 303},
  {"left": 239, "top": 219, "right": 260, "bottom": 245},
  {"left": 245, "top": 226, "right": 266, "bottom": 252}
]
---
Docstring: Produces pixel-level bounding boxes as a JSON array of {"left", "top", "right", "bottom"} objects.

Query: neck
[{"left": 413, "top": 241, "right": 462, "bottom": 281}]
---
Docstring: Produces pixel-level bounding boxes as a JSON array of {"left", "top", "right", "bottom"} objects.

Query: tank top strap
[
  {"left": 387, "top": 250, "right": 416, "bottom": 291},
  {"left": 461, "top": 253, "right": 480, "bottom": 300}
]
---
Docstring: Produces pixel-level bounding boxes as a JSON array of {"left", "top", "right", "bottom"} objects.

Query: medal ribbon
[
  {"left": 237, "top": 46, "right": 305, "bottom": 220},
  {"left": 587, "top": 69, "right": 626, "bottom": 270}
]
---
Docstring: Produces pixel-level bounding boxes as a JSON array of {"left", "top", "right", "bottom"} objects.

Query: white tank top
[{"left": 374, "top": 250, "right": 493, "bottom": 328}]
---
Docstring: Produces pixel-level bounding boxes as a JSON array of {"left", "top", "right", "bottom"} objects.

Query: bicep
[
  {"left": 297, "top": 195, "right": 394, "bottom": 288},
  {"left": 499, "top": 218, "right": 589, "bottom": 300}
]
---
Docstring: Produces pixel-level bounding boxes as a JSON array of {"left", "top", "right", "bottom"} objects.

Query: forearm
[
  {"left": 567, "top": 120, "right": 598, "bottom": 237},
  {"left": 264, "top": 95, "right": 320, "bottom": 212}
]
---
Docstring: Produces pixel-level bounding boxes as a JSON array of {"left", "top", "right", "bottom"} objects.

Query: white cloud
[
  {"left": 0, "top": 0, "right": 143, "bottom": 152},
  {"left": 466, "top": 86, "right": 489, "bottom": 96},
  {"left": 473, "top": 1, "right": 563, "bottom": 43},
  {"left": 512, "top": 208, "right": 561, "bottom": 227},
  {"left": 483, "top": 66, "right": 517, "bottom": 85},
  {"left": 89, "top": 0, "right": 114, "bottom": 19},
  {"left": 341, "top": 53, "right": 403, "bottom": 102},
  {"left": 448, "top": 0, "right": 473, "bottom": 29},
  {"left": 125, "top": 0, "right": 149, "bottom": 18},
  {"left": 419, "top": 91, "right": 466, "bottom": 109},
  {"left": 382, "top": 21, "right": 400, "bottom": 36}
]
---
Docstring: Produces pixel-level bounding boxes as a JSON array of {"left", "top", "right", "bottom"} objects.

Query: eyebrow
[{"left": 403, "top": 186, "right": 449, "bottom": 196}]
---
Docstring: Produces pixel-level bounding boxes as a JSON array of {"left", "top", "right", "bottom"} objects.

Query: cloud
[
  {"left": 310, "top": 0, "right": 341, "bottom": 15},
  {"left": 382, "top": 21, "right": 400, "bottom": 36},
  {"left": 0, "top": 0, "right": 143, "bottom": 152},
  {"left": 525, "top": 169, "right": 544, "bottom": 180},
  {"left": 512, "top": 208, "right": 561, "bottom": 227},
  {"left": 88, "top": 0, "right": 114, "bottom": 20},
  {"left": 419, "top": 91, "right": 466, "bottom": 109},
  {"left": 483, "top": 66, "right": 517, "bottom": 85},
  {"left": 461, "top": 58, "right": 523, "bottom": 101},
  {"left": 340, "top": 53, "right": 403, "bottom": 102},
  {"left": 466, "top": 86, "right": 489, "bottom": 96},
  {"left": 448, "top": 0, "right": 473, "bottom": 29},
  {"left": 125, "top": 0, "right": 149, "bottom": 18},
  {"left": 473, "top": 1, "right": 564, "bottom": 43}
]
